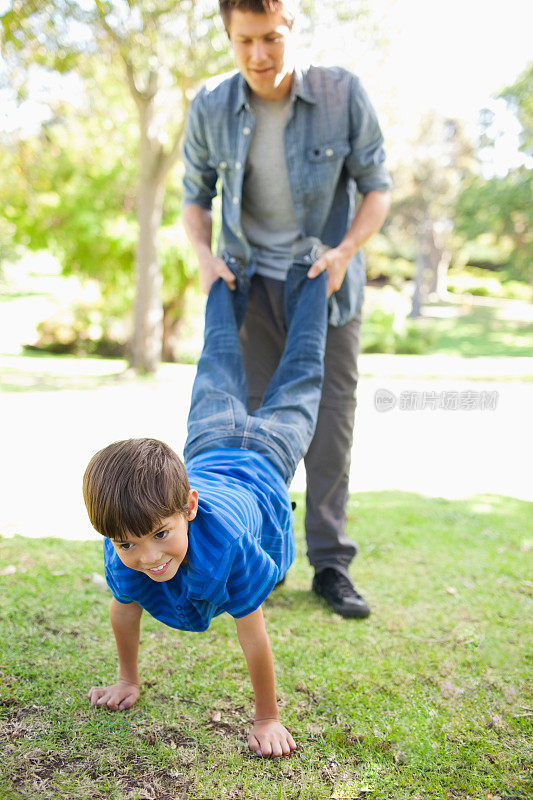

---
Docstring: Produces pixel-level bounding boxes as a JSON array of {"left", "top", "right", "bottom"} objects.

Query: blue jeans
[{"left": 184, "top": 258, "right": 328, "bottom": 485}]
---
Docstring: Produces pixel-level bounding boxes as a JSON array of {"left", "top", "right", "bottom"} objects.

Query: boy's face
[
  {"left": 111, "top": 490, "right": 198, "bottom": 582},
  {"left": 228, "top": 8, "right": 294, "bottom": 101}
]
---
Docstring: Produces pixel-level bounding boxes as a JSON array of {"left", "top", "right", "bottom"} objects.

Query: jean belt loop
[{"left": 291, "top": 237, "right": 329, "bottom": 267}]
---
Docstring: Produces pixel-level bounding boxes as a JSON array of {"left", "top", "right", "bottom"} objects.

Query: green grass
[
  {"left": 416, "top": 305, "right": 533, "bottom": 358},
  {"left": 1, "top": 492, "right": 531, "bottom": 799}
]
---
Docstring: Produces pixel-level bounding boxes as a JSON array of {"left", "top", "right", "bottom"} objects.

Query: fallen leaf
[
  {"left": 445, "top": 586, "right": 458, "bottom": 596},
  {"left": 393, "top": 748, "right": 408, "bottom": 764},
  {"left": 209, "top": 710, "right": 221, "bottom": 723},
  {"left": 91, "top": 572, "right": 108, "bottom": 591}
]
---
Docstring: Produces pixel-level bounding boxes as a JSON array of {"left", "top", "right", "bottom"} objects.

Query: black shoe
[{"left": 312, "top": 568, "right": 370, "bottom": 618}]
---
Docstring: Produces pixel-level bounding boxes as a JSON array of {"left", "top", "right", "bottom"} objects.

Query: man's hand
[
  {"left": 248, "top": 718, "right": 296, "bottom": 758},
  {"left": 198, "top": 252, "right": 236, "bottom": 294},
  {"left": 307, "top": 245, "right": 351, "bottom": 297},
  {"left": 307, "top": 189, "right": 391, "bottom": 297},
  {"left": 87, "top": 679, "right": 140, "bottom": 711}
]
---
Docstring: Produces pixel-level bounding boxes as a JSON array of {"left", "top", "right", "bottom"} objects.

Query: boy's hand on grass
[
  {"left": 248, "top": 719, "right": 296, "bottom": 758},
  {"left": 88, "top": 680, "right": 140, "bottom": 711}
]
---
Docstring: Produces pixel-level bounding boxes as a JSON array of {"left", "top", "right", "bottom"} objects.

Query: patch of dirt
[
  {"left": 6, "top": 743, "right": 198, "bottom": 800},
  {"left": 0, "top": 706, "right": 49, "bottom": 743}
]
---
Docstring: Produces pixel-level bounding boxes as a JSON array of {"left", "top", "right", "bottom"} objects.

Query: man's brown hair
[
  {"left": 83, "top": 438, "right": 191, "bottom": 541},
  {"left": 219, "top": 0, "right": 297, "bottom": 33}
]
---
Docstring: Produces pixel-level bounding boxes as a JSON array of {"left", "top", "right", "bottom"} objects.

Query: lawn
[
  {"left": 1, "top": 492, "right": 531, "bottom": 800},
  {"left": 417, "top": 304, "right": 533, "bottom": 358}
]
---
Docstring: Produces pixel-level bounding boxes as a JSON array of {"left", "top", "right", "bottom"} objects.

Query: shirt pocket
[
  {"left": 304, "top": 140, "right": 351, "bottom": 195},
  {"left": 306, "top": 140, "right": 351, "bottom": 163}
]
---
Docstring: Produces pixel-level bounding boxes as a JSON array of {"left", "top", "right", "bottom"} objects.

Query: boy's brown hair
[
  {"left": 83, "top": 438, "right": 191, "bottom": 541},
  {"left": 219, "top": 0, "right": 297, "bottom": 33}
]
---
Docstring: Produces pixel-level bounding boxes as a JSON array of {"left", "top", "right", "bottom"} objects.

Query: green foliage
[
  {"left": 2, "top": 109, "right": 138, "bottom": 304},
  {"left": 365, "top": 234, "right": 415, "bottom": 289},
  {"left": 500, "top": 62, "right": 533, "bottom": 156},
  {"left": 454, "top": 167, "right": 533, "bottom": 286},
  {"left": 361, "top": 308, "right": 435, "bottom": 355},
  {"left": 1, "top": 0, "right": 234, "bottom": 366},
  {"left": 446, "top": 267, "right": 531, "bottom": 302}
]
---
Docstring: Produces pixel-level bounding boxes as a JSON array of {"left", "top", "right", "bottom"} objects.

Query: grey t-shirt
[{"left": 241, "top": 92, "right": 301, "bottom": 281}]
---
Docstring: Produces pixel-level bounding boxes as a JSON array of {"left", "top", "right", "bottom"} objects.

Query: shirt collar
[
  {"left": 233, "top": 65, "right": 315, "bottom": 114},
  {"left": 291, "top": 65, "right": 316, "bottom": 104},
  {"left": 233, "top": 73, "right": 249, "bottom": 114}
]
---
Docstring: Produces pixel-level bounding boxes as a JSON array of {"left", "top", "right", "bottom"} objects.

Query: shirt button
[
  {"left": 325, "top": 148, "right": 334, "bottom": 157},
  {"left": 243, "top": 127, "right": 251, "bottom": 135},
  {"left": 235, "top": 161, "right": 242, "bottom": 169},
  {"left": 219, "top": 160, "right": 227, "bottom": 168},
  {"left": 233, "top": 196, "right": 239, "bottom": 204}
]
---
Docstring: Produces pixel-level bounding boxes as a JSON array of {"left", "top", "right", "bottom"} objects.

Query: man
[{"left": 182, "top": 0, "right": 392, "bottom": 618}]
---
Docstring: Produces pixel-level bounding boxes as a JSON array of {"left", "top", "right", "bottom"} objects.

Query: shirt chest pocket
[
  {"left": 304, "top": 140, "right": 351, "bottom": 195},
  {"left": 306, "top": 140, "right": 351, "bottom": 163}
]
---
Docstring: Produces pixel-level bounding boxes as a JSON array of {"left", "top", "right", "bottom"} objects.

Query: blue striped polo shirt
[{"left": 103, "top": 447, "right": 294, "bottom": 632}]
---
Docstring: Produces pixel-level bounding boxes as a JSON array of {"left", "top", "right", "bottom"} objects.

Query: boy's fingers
[
  {"left": 96, "top": 694, "right": 113, "bottom": 707},
  {"left": 248, "top": 734, "right": 261, "bottom": 756},
  {"left": 258, "top": 737, "right": 273, "bottom": 757},
  {"left": 270, "top": 741, "right": 283, "bottom": 758},
  {"left": 119, "top": 693, "right": 136, "bottom": 710}
]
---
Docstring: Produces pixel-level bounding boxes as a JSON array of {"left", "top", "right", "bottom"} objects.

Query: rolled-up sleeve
[
  {"left": 345, "top": 76, "right": 392, "bottom": 195},
  {"left": 182, "top": 89, "right": 218, "bottom": 210}
]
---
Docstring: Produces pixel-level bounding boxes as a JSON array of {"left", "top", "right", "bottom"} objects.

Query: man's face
[
  {"left": 111, "top": 490, "right": 198, "bottom": 582},
  {"left": 228, "top": 8, "right": 294, "bottom": 101}
]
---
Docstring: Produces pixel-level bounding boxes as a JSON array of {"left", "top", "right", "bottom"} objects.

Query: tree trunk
[
  {"left": 409, "top": 222, "right": 430, "bottom": 318},
  {"left": 429, "top": 248, "right": 451, "bottom": 300},
  {"left": 130, "top": 176, "right": 164, "bottom": 372},
  {"left": 128, "top": 71, "right": 165, "bottom": 374},
  {"left": 162, "top": 277, "right": 194, "bottom": 362},
  {"left": 427, "top": 224, "right": 450, "bottom": 301}
]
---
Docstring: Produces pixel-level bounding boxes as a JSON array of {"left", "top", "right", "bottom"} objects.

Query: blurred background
[{"left": 1, "top": 0, "right": 532, "bottom": 541}]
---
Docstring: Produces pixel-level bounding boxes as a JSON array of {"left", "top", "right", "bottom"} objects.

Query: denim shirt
[{"left": 182, "top": 65, "right": 392, "bottom": 325}]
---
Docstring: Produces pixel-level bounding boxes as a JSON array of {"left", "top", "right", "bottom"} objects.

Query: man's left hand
[{"left": 307, "top": 246, "right": 351, "bottom": 297}]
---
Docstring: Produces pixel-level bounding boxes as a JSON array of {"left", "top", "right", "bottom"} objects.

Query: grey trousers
[{"left": 239, "top": 274, "right": 361, "bottom": 579}]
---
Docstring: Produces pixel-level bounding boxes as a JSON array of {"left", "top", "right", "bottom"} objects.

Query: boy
[{"left": 83, "top": 249, "right": 327, "bottom": 758}]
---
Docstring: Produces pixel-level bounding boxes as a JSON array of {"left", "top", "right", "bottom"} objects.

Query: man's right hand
[
  {"left": 88, "top": 679, "right": 140, "bottom": 711},
  {"left": 198, "top": 253, "right": 236, "bottom": 294}
]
